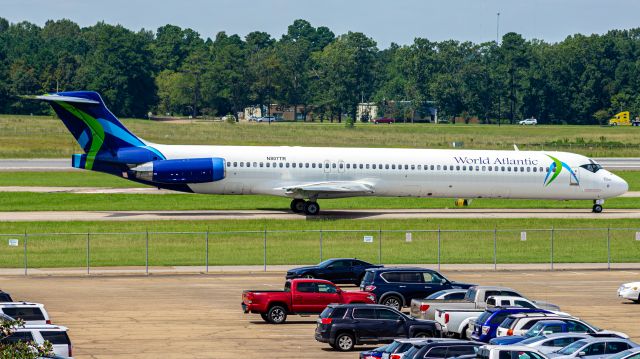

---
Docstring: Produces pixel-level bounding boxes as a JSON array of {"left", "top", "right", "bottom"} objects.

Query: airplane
[{"left": 36, "top": 91, "right": 628, "bottom": 215}]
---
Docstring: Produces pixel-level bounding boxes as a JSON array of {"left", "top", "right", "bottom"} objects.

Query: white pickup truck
[
  {"left": 476, "top": 345, "right": 548, "bottom": 359},
  {"left": 434, "top": 295, "right": 561, "bottom": 339},
  {"left": 410, "top": 286, "right": 559, "bottom": 320}
]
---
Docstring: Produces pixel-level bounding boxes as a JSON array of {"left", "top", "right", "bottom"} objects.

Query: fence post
[
  {"left": 607, "top": 227, "right": 611, "bottom": 270},
  {"left": 319, "top": 229, "right": 323, "bottom": 262},
  {"left": 23, "top": 231, "right": 27, "bottom": 276},
  {"left": 86, "top": 232, "right": 90, "bottom": 275},
  {"left": 205, "top": 230, "right": 209, "bottom": 273},
  {"left": 263, "top": 229, "right": 267, "bottom": 272},
  {"left": 378, "top": 228, "right": 382, "bottom": 265},
  {"left": 145, "top": 230, "right": 149, "bottom": 275},
  {"left": 437, "top": 226, "right": 441, "bottom": 271},
  {"left": 493, "top": 227, "right": 497, "bottom": 271},
  {"left": 550, "top": 226, "right": 554, "bottom": 271}
]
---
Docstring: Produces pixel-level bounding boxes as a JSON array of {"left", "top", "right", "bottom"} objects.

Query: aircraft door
[{"left": 570, "top": 167, "right": 580, "bottom": 186}]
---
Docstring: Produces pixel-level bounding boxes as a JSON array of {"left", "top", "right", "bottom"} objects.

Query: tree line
[{"left": 1, "top": 17, "right": 639, "bottom": 124}]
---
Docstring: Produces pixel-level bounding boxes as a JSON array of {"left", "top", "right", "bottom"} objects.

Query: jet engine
[{"left": 130, "top": 157, "right": 225, "bottom": 184}]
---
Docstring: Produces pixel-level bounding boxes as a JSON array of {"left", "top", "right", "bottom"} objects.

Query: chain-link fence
[{"left": 0, "top": 227, "right": 639, "bottom": 275}]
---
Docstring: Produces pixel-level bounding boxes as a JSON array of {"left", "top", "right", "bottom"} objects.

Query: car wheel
[
  {"left": 381, "top": 295, "right": 402, "bottom": 310},
  {"left": 303, "top": 273, "right": 315, "bottom": 279},
  {"left": 414, "top": 332, "right": 431, "bottom": 338},
  {"left": 267, "top": 305, "right": 287, "bottom": 324},
  {"left": 335, "top": 332, "right": 355, "bottom": 351}
]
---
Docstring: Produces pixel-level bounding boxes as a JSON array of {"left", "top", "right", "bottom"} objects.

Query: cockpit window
[{"left": 581, "top": 160, "right": 603, "bottom": 173}]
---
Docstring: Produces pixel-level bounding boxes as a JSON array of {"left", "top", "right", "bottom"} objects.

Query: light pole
[{"left": 496, "top": 12, "right": 500, "bottom": 44}]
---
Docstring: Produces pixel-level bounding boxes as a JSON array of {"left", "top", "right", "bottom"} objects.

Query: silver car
[
  {"left": 520, "top": 333, "right": 593, "bottom": 354},
  {"left": 606, "top": 349, "right": 640, "bottom": 359},
  {"left": 549, "top": 338, "right": 638, "bottom": 359}
]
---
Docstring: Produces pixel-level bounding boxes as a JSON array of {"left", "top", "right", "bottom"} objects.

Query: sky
[{"left": 3, "top": 0, "right": 640, "bottom": 48}]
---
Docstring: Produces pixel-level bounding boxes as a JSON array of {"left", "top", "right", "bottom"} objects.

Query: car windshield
[
  {"left": 557, "top": 340, "right": 587, "bottom": 355},
  {"left": 520, "top": 335, "right": 548, "bottom": 345},
  {"left": 384, "top": 341, "right": 403, "bottom": 353},
  {"left": 402, "top": 345, "right": 420, "bottom": 358}
]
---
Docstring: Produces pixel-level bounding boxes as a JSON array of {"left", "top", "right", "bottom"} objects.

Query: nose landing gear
[{"left": 592, "top": 199, "right": 604, "bottom": 213}]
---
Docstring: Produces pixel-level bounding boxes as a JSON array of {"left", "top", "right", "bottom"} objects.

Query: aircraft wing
[{"left": 278, "top": 181, "right": 375, "bottom": 199}]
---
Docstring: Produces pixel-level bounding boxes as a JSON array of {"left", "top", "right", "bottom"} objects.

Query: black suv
[
  {"left": 360, "top": 267, "right": 475, "bottom": 309},
  {"left": 403, "top": 339, "right": 483, "bottom": 359},
  {"left": 315, "top": 304, "right": 442, "bottom": 351}
]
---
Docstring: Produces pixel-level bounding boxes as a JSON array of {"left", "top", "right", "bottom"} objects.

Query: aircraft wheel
[
  {"left": 304, "top": 201, "right": 320, "bottom": 216},
  {"left": 290, "top": 199, "right": 305, "bottom": 213},
  {"left": 592, "top": 204, "right": 603, "bottom": 213}
]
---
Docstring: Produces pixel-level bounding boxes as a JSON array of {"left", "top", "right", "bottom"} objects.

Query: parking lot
[{"left": 1, "top": 270, "right": 639, "bottom": 358}]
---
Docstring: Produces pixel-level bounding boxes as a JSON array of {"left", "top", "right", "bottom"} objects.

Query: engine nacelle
[{"left": 131, "top": 157, "right": 225, "bottom": 184}]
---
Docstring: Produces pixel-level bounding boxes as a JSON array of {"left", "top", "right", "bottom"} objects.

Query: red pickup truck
[{"left": 242, "top": 279, "right": 375, "bottom": 324}]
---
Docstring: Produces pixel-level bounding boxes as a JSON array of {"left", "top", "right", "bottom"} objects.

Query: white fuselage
[{"left": 148, "top": 144, "right": 628, "bottom": 201}]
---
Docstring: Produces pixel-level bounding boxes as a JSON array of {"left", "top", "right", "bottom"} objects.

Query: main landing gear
[
  {"left": 592, "top": 199, "right": 604, "bottom": 213},
  {"left": 290, "top": 199, "right": 321, "bottom": 216}
]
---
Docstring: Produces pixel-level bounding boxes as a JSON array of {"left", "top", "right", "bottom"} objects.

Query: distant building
[
  {"left": 356, "top": 101, "right": 437, "bottom": 123},
  {"left": 243, "top": 104, "right": 312, "bottom": 121}
]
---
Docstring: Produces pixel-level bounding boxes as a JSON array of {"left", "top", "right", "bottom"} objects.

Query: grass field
[
  {"left": 1, "top": 170, "right": 640, "bottom": 191},
  {"left": 0, "top": 218, "right": 639, "bottom": 268},
  {"left": 0, "top": 192, "right": 639, "bottom": 211},
  {"left": 2, "top": 114, "right": 640, "bottom": 158}
]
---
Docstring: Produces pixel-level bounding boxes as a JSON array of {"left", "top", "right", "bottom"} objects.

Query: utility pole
[{"left": 496, "top": 12, "right": 501, "bottom": 126}]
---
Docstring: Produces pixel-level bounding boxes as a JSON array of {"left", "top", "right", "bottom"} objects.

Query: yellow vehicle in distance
[{"left": 608, "top": 111, "right": 640, "bottom": 126}]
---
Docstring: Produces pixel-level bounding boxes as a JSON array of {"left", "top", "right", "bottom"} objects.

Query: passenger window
[
  {"left": 566, "top": 321, "right": 590, "bottom": 332},
  {"left": 514, "top": 167, "right": 518, "bottom": 172},
  {"left": 266, "top": 163, "right": 270, "bottom": 168},
  {"left": 305, "top": 163, "right": 309, "bottom": 168},
  {"left": 447, "top": 346, "right": 477, "bottom": 357},
  {"left": 404, "top": 165, "right": 408, "bottom": 170},
  {"left": 488, "top": 166, "right": 492, "bottom": 171},
  {"left": 533, "top": 167, "right": 537, "bottom": 172},
  {"left": 585, "top": 343, "right": 605, "bottom": 356},
  {"left": 392, "top": 165, "right": 396, "bottom": 169},
  {"left": 425, "top": 347, "right": 448, "bottom": 358},
  {"left": 431, "top": 165, "right": 435, "bottom": 170},
  {"left": 443, "top": 165, "right": 447, "bottom": 170},
  {"left": 246, "top": 162, "right": 250, "bottom": 167},
  {"left": 324, "top": 163, "right": 329, "bottom": 168},
  {"left": 279, "top": 163, "right": 283, "bottom": 168},
  {"left": 296, "top": 282, "right": 316, "bottom": 293},
  {"left": 312, "top": 163, "right": 316, "bottom": 168},
  {"left": 377, "top": 309, "right": 402, "bottom": 321},
  {"left": 317, "top": 284, "right": 338, "bottom": 294},
  {"left": 353, "top": 308, "right": 376, "bottom": 319},
  {"left": 332, "top": 163, "right": 336, "bottom": 168},
  {"left": 226, "top": 161, "right": 231, "bottom": 167},
  {"left": 605, "top": 342, "right": 629, "bottom": 354},
  {"left": 422, "top": 272, "right": 441, "bottom": 283},
  {"left": 436, "top": 165, "right": 440, "bottom": 170},
  {"left": 339, "top": 163, "right": 343, "bottom": 169},
  {"left": 385, "top": 164, "right": 390, "bottom": 169},
  {"left": 259, "top": 162, "right": 264, "bottom": 167},
  {"left": 346, "top": 164, "right": 350, "bottom": 169},
  {"left": 456, "top": 165, "right": 460, "bottom": 170},
  {"left": 292, "top": 163, "right": 296, "bottom": 168},
  {"left": 501, "top": 300, "right": 511, "bottom": 306},
  {"left": 299, "top": 163, "right": 302, "bottom": 167},
  {"left": 240, "top": 162, "right": 244, "bottom": 167},
  {"left": 233, "top": 162, "right": 237, "bottom": 167},
  {"left": 285, "top": 163, "right": 290, "bottom": 168},
  {"left": 366, "top": 164, "right": 370, "bottom": 169},
  {"left": 462, "top": 165, "right": 466, "bottom": 170},
  {"left": 372, "top": 164, "right": 376, "bottom": 169}
]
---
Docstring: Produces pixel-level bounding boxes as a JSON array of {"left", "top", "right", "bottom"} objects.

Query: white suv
[
  {"left": 0, "top": 302, "right": 51, "bottom": 325},
  {"left": 496, "top": 312, "right": 574, "bottom": 337},
  {"left": 3, "top": 324, "right": 72, "bottom": 357}
]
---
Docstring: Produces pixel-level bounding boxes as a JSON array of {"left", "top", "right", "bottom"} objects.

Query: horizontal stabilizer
[{"left": 35, "top": 94, "right": 100, "bottom": 104}]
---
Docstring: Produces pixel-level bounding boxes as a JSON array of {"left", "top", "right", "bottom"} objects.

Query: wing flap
[{"left": 279, "top": 181, "right": 375, "bottom": 197}]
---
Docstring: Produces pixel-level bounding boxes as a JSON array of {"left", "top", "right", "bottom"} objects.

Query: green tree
[
  {"left": 75, "top": 22, "right": 157, "bottom": 117},
  {"left": 1, "top": 317, "right": 53, "bottom": 358}
]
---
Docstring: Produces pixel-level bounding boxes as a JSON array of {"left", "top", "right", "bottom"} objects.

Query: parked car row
[
  {"left": 241, "top": 258, "right": 638, "bottom": 356},
  {"left": 0, "top": 289, "right": 73, "bottom": 358}
]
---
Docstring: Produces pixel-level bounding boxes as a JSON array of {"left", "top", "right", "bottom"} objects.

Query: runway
[
  {"left": 3, "top": 208, "right": 640, "bottom": 221},
  {"left": 1, "top": 157, "right": 640, "bottom": 171}
]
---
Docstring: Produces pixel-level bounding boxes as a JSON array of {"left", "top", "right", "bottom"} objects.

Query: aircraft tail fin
[{"left": 37, "top": 91, "right": 164, "bottom": 170}]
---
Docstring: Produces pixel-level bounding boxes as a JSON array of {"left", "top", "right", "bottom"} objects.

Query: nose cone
[{"left": 608, "top": 174, "right": 628, "bottom": 197}]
